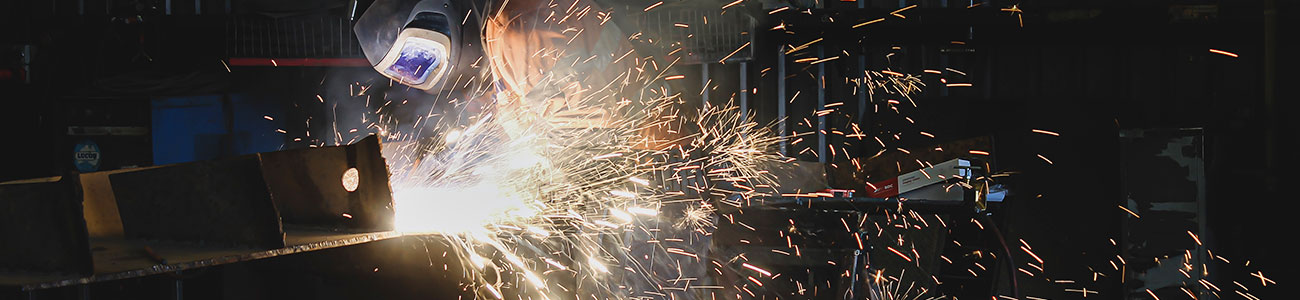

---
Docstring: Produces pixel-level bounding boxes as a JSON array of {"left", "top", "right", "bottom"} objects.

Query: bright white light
[
  {"left": 483, "top": 284, "right": 503, "bottom": 300},
  {"left": 628, "top": 177, "right": 649, "bottom": 185},
  {"left": 610, "top": 209, "right": 633, "bottom": 223},
  {"left": 593, "top": 220, "right": 620, "bottom": 228},
  {"left": 542, "top": 258, "right": 568, "bottom": 270},
  {"left": 468, "top": 252, "right": 488, "bottom": 269},
  {"left": 587, "top": 257, "right": 609, "bottom": 273},
  {"left": 393, "top": 183, "right": 537, "bottom": 234},
  {"left": 526, "top": 226, "right": 550, "bottom": 237},
  {"left": 627, "top": 207, "right": 658, "bottom": 216},
  {"left": 505, "top": 151, "right": 545, "bottom": 169},
  {"left": 341, "top": 168, "right": 360, "bottom": 192},
  {"left": 445, "top": 130, "right": 463, "bottom": 143}
]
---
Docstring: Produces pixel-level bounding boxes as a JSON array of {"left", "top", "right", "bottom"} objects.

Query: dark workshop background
[{"left": 1, "top": 0, "right": 1292, "bottom": 299}]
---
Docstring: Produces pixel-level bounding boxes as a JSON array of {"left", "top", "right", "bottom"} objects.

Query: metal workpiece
[
  {"left": 0, "top": 176, "right": 94, "bottom": 276},
  {"left": 2, "top": 135, "right": 400, "bottom": 291},
  {"left": 109, "top": 135, "right": 396, "bottom": 249},
  {"left": 259, "top": 135, "right": 395, "bottom": 231},
  {"left": 2, "top": 230, "right": 403, "bottom": 291},
  {"left": 110, "top": 154, "right": 288, "bottom": 249}
]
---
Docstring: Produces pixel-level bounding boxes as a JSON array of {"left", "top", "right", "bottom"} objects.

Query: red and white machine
[{"left": 866, "top": 158, "right": 972, "bottom": 201}]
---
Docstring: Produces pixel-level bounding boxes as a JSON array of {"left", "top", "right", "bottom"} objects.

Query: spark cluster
[{"left": 286, "top": 1, "right": 1278, "bottom": 300}]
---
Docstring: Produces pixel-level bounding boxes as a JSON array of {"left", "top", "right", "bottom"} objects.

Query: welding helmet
[{"left": 354, "top": 0, "right": 484, "bottom": 92}]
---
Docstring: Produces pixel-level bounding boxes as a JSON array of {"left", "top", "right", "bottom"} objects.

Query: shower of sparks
[
  {"left": 349, "top": 5, "right": 795, "bottom": 294},
  {"left": 294, "top": 2, "right": 1281, "bottom": 300}
]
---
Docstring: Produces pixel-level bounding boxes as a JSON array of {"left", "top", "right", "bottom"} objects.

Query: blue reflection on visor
[{"left": 384, "top": 38, "right": 444, "bottom": 85}]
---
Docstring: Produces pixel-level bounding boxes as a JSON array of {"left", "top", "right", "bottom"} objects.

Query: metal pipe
[
  {"left": 1265, "top": 0, "right": 1277, "bottom": 192},
  {"left": 740, "top": 62, "right": 749, "bottom": 120},
  {"left": 848, "top": 249, "right": 861, "bottom": 299},
  {"left": 940, "top": 48, "right": 949, "bottom": 97},
  {"left": 857, "top": 56, "right": 867, "bottom": 123},
  {"left": 778, "top": 46, "right": 787, "bottom": 155},
  {"left": 817, "top": 46, "right": 826, "bottom": 163},
  {"left": 701, "top": 63, "right": 710, "bottom": 105},
  {"left": 174, "top": 277, "right": 183, "bottom": 300}
]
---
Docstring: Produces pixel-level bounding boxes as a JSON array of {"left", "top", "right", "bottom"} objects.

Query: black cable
[{"left": 979, "top": 212, "right": 1021, "bottom": 300}]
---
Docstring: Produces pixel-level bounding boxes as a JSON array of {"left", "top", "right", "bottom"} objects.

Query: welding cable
[{"left": 978, "top": 212, "right": 1021, "bottom": 299}]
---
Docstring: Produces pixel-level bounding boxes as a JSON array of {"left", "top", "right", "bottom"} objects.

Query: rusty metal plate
[
  {"left": 1, "top": 229, "right": 403, "bottom": 290},
  {"left": 259, "top": 135, "right": 394, "bottom": 231},
  {"left": 0, "top": 176, "right": 94, "bottom": 276},
  {"left": 110, "top": 156, "right": 286, "bottom": 249},
  {"left": 3, "top": 136, "right": 398, "bottom": 290}
]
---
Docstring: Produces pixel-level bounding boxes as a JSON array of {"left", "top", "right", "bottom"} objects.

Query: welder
[
  {"left": 352, "top": 2, "right": 722, "bottom": 299},
  {"left": 353, "top": 0, "right": 627, "bottom": 131}
]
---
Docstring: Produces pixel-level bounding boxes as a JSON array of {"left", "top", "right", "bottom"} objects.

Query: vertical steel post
[
  {"left": 701, "top": 64, "right": 710, "bottom": 105},
  {"left": 740, "top": 62, "right": 749, "bottom": 120},
  {"left": 778, "top": 47, "right": 787, "bottom": 155},
  {"left": 817, "top": 46, "right": 827, "bottom": 163}
]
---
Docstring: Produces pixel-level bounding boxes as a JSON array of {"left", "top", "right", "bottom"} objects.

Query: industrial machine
[{"left": 712, "top": 144, "right": 1016, "bottom": 300}]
